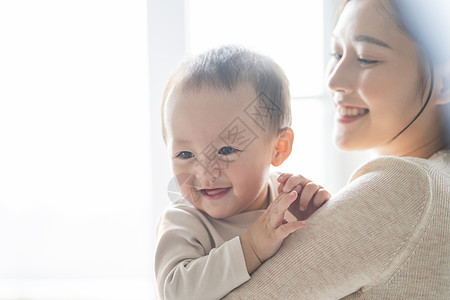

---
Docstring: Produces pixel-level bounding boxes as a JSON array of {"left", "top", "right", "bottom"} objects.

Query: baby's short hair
[{"left": 162, "top": 45, "right": 292, "bottom": 141}]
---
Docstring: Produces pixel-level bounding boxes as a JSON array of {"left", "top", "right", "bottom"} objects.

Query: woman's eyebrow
[{"left": 354, "top": 35, "right": 392, "bottom": 49}]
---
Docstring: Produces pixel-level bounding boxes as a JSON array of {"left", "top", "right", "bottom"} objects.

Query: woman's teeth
[{"left": 337, "top": 106, "right": 368, "bottom": 117}]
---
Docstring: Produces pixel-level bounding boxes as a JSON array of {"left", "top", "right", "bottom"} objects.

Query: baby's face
[{"left": 164, "top": 84, "right": 279, "bottom": 218}]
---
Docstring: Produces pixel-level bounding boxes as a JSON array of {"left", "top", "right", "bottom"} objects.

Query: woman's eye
[
  {"left": 176, "top": 151, "right": 195, "bottom": 159},
  {"left": 330, "top": 52, "right": 342, "bottom": 60},
  {"left": 358, "top": 58, "right": 378, "bottom": 65},
  {"left": 218, "top": 146, "right": 239, "bottom": 155}
]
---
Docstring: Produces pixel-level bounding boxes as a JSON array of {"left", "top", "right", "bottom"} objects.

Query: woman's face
[{"left": 326, "top": 0, "right": 431, "bottom": 155}]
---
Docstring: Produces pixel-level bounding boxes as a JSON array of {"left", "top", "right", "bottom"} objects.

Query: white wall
[
  {"left": 148, "top": 0, "right": 185, "bottom": 229},
  {"left": 147, "top": 1, "right": 187, "bottom": 297},
  {"left": 0, "top": 1, "right": 153, "bottom": 299}
]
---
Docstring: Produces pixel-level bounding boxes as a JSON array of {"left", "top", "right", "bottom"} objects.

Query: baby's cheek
[{"left": 171, "top": 172, "right": 199, "bottom": 203}]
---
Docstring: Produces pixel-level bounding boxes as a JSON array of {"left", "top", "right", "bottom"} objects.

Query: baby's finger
[
  {"left": 277, "top": 173, "right": 293, "bottom": 194},
  {"left": 281, "top": 184, "right": 303, "bottom": 196},
  {"left": 277, "top": 173, "right": 292, "bottom": 183},
  {"left": 282, "top": 174, "right": 311, "bottom": 193},
  {"left": 268, "top": 191, "right": 297, "bottom": 227},
  {"left": 276, "top": 220, "right": 307, "bottom": 239},
  {"left": 293, "top": 184, "right": 303, "bottom": 194},
  {"left": 312, "top": 188, "right": 331, "bottom": 207},
  {"left": 298, "top": 182, "right": 320, "bottom": 211}
]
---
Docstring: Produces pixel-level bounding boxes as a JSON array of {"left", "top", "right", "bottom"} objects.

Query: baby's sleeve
[
  {"left": 223, "top": 157, "right": 432, "bottom": 299},
  {"left": 155, "top": 207, "right": 250, "bottom": 300}
]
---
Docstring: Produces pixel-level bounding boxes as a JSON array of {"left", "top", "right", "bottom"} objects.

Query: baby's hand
[
  {"left": 277, "top": 173, "right": 331, "bottom": 220},
  {"left": 240, "top": 191, "right": 306, "bottom": 274}
]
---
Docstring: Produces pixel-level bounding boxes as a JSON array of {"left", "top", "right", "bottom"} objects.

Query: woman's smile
[{"left": 335, "top": 105, "right": 369, "bottom": 123}]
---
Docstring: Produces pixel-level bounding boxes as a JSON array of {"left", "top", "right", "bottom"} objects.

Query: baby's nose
[{"left": 195, "top": 156, "right": 221, "bottom": 186}]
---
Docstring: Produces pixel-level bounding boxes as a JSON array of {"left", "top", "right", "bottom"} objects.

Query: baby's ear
[{"left": 271, "top": 128, "right": 294, "bottom": 167}]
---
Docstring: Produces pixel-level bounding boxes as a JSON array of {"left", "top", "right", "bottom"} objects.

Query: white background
[{"left": 0, "top": 0, "right": 153, "bottom": 299}]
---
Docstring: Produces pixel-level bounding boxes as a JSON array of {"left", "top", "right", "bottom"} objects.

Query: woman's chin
[
  {"left": 334, "top": 136, "right": 368, "bottom": 152},
  {"left": 334, "top": 135, "right": 354, "bottom": 151}
]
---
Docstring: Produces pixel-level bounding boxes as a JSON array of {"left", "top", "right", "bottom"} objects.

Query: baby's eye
[
  {"left": 218, "top": 146, "right": 239, "bottom": 155},
  {"left": 176, "top": 151, "right": 195, "bottom": 159}
]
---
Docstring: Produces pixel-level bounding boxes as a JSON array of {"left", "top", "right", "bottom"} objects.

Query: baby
[{"left": 155, "top": 45, "right": 330, "bottom": 300}]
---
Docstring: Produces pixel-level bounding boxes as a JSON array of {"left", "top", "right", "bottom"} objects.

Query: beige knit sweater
[{"left": 224, "top": 150, "right": 450, "bottom": 299}]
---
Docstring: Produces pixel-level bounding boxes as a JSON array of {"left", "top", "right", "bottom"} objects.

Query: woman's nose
[{"left": 326, "top": 55, "right": 354, "bottom": 95}]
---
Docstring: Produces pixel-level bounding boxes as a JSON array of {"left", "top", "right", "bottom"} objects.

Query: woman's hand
[
  {"left": 277, "top": 173, "right": 331, "bottom": 220},
  {"left": 240, "top": 191, "right": 306, "bottom": 274}
]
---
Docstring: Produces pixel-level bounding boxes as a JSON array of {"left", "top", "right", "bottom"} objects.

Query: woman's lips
[
  {"left": 336, "top": 106, "right": 369, "bottom": 123},
  {"left": 200, "top": 187, "right": 231, "bottom": 200}
]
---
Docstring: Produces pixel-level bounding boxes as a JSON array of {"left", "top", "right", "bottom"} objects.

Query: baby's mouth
[{"left": 200, "top": 187, "right": 231, "bottom": 199}]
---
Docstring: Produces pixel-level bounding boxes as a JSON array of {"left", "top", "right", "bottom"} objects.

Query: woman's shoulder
[
  {"left": 331, "top": 155, "right": 432, "bottom": 218},
  {"left": 349, "top": 150, "right": 450, "bottom": 185},
  {"left": 337, "top": 150, "right": 449, "bottom": 232}
]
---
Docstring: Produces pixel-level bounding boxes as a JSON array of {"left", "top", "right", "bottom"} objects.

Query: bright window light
[
  {"left": 187, "top": 0, "right": 324, "bottom": 98},
  {"left": 186, "top": 0, "right": 327, "bottom": 184},
  {"left": 0, "top": 0, "right": 153, "bottom": 299}
]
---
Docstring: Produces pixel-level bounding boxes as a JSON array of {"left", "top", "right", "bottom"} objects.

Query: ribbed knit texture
[{"left": 224, "top": 150, "right": 450, "bottom": 299}]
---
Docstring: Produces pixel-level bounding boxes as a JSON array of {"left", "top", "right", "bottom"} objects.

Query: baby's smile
[{"left": 200, "top": 187, "right": 232, "bottom": 200}]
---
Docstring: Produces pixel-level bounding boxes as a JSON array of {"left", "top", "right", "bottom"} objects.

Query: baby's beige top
[
  {"left": 224, "top": 150, "right": 450, "bottom": 299},
  {"left": 155, "top": 173, "right": 279, "bottom": 300}
]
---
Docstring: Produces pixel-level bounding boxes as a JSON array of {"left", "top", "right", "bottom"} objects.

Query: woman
[{"left": 224, "top": 0, "right": 450, "bottom": 298}]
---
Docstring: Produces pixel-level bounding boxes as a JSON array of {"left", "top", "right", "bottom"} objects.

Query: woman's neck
[{"left": 378, "top": 134, "right": 448, "bottom": 158}]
